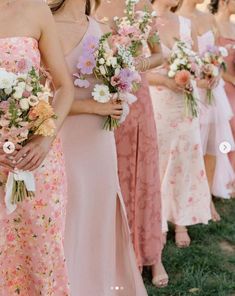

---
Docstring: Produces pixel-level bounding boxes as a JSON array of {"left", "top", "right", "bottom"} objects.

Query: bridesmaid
[
  {"left": 0, "top": 0, "right": 74, "bottom": 294},
  {"left": 96, "top": 0, "right": 168, "bottom": 287},
  {"left": 212, "top": 0, "right": 235, "bottom": 196},
  {"left": 50, "top": 0, "right": 148, "bottom": 295},
  {"left": 177, "top": 0, "right": 235, "bottom": 202},
  {"left": 148, "top": 0, "right": 212, "bottom": 248}
]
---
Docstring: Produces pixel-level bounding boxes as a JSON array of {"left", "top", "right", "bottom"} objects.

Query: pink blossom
[
  {"left": 77, "top": 53, "right": 96, "bottom": 75},
  {"left": 7, "top": 233, "right": 15, "bottom": 242}
]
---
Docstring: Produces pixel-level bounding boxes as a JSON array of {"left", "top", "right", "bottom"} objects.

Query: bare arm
[{"left": 14, "top": 2, "right": 74, "bottom": 171}]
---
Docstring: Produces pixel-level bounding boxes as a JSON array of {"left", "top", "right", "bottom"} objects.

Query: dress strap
[{"left": 179, "top": 16, "right": 193, "bottom": 48}]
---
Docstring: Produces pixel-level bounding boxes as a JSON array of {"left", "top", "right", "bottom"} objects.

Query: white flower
[
  {"left": 13, "top": 88, "right": 24, "bottom": 99},
  {"left": 25, "top": 85, "right": 33, "bottom": 92},
  {"left": 19, "top": 98, "right": 30, "bottom": 110},
  {"left": 211, "top": 65, "right": 219, "bottom": 77},
  {"left": 17, "top": 81, "right": 26, "bottom": 90},
  {"left": 92, "top": 84, "right": 111, "bottom": 103},
  {"left": 0, "top": 69, "right": 17, "bottom": 89},
  {"left": 28, "top": 95, "right": 39, "bottom": 106},
  {"left": 20, "top": 130, "right": 29, "bottom": 139},
  {"left": 4, "top": 87, "right": 12, "bottom": 95},
  {"left": 99, "top": 58, "right": 105, "bottom": 65},
  {"left": 170, "top": 63, "right": 178, "bottom": 72},
  {"left": 168, "top": 70, "right": 176, "bottom": 78},
  {"left": 99, "top": 65, "right": 106, "bottom": 76},
  {"left": 151, "top": 11, "right": 157, "bottom": 17},
  {"left": 219, "top": 46, "right": 228, "bottom": 57},
  {"left": 115, "top": 68, "right": 121, "bottom": 76}
]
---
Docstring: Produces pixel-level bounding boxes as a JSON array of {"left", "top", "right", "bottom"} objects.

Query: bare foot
[
  {"left": 210, "top": 201, "right": 221, "bottom": 222},
  {"left": 152, "top": 261, "right": 169, "bottom": 288},
  {"left": 175, "top": 225, "right": 191, "bottom": 248}
]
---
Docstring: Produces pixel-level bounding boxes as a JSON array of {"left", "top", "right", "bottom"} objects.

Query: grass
[{"left": 144, "top": 198, "right": 235, "bottom": 296}]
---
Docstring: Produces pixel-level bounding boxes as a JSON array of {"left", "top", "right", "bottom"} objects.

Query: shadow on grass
[{"left": 144, "top": 198, "right": 235, "bottom": 296}]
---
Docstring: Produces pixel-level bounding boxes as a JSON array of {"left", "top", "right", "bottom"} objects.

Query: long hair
[
  {"left": 49, "top": 0, "right": 101, "bottom": 15},
  {"left": 208, "top": 0, "right": 220, "bottom": 14}
]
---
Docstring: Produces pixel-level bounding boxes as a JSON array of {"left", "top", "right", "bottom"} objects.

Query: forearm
[
  {"left": 222, "top": 72, "right": 235, "bottom": 85},
  {"left": 69, "top": 99, "right": 97, "bottom": 116},
  {"left": 147, "top": 72, "right": 167, "bottom": 86},
  {"left": 52, "top": 82, "right": 74, "bottom": 134}
]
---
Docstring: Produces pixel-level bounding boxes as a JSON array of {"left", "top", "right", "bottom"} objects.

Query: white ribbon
[{"left": 5, "top": 170, "right": 35, "bottom": 215}]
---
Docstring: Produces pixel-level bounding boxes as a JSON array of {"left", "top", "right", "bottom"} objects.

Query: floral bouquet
[
  {"left": 168, "top": 40, "right": 202, "bottom": 118},
  {"left": 200, "top": 45, "right": 228, "bottom": 104},
  {"left": 74, "top": 33, "right": 141, "bottom": 130},
  {"left": 113, "top": 0, "right": 159, "bottom": 57},
  {"left": 0, "top": 67, "right": 56, "bottom": 212}
]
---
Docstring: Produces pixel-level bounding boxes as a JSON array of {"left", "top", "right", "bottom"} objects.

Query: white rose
[
  {"left": 170, "top": 63, "right": 178, "bottom": 72},
  {"left": 0, "top": 69, "right": 17, "bottom": 89},
  {"left": 17, "top": 81, "right": 26, "bottom": 90},
  {"left": 26, "top": 85, "right": 33, "bottom": 92},
  {"left": 4, "top": 87, "right": 12, "bottom": 95},
  {"left": 168, "top": 70, "right": 176, "bottom": 78},
  {"left": 99, "top": 58, "right": 105, "bottom": 65},
  {"left": 151, "top": 11, "right": 157, "bottom": 17},
  {"left": 19, "top": 98, "right": 30, "bottom": 110},
  {"left": 212, "top": 66, "right": 219, "bottom": 77},
  {"left": 13, "top": 89, "right": 24, "bottom": 99}
]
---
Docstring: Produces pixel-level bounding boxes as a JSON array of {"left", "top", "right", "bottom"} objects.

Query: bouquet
[
  {"left": 74, "top": 33, "right": 141, "bottom": 130},
  {"left": 0, "top": 67, "right": 56, "bottom": 212},
  {"left": 113, "top": 0, "right": 159, "bottom": 56},
  {"left": 200, "top": 45, "right": 228, "bottom": 104},
  {"left": 168, "top": 40, "right": 202, "bottom": 118}
]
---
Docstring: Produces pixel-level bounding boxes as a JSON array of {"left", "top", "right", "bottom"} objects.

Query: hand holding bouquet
[
  {"left": 74, "top": 33, "right": 141, "bottom": 130},
  {"left": 0, "top": 67, "right": 56, "bottom": 212},
  {"left": 200, "top": 45, "right": 228, "bottom": 104},
  {"left": 168, "top": 40, "right": 201, "bottom": 118}
]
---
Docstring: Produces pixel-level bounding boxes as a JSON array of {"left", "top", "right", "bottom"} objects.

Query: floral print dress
[{"left": 0, "top": 37, "right": 69, "bottom": 295}]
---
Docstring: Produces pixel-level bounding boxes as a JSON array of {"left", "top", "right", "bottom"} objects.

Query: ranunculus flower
[
  {"left": 19, "top": 98, "right": 30, "bottom": 110},
  {"left": 175, "top": 70, "right": 190, "bottom": 87}
]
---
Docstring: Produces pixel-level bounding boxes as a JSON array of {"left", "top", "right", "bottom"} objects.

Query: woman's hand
[
  {"left": 164, "top": 77, "right": 183, "bottom": 93},
  {"left": 0, "top": 144, "right": 21, "bottom": 171},
  {"left": 94, "top": 99, "right": 123, "bottom": 120},
  {"left": 197, "top": 78, "right": 209, "bottom": 89},
  {"left": 13, "top": 136, "right": 55, "bottom": 172}
]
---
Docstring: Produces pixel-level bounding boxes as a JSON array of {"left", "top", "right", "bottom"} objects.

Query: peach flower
[{"left": 175, "top": 70, "right": 190, "bottom": 87}]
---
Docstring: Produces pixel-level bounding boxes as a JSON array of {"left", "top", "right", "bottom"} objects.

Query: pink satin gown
[
  {"left": 217, "top": 36, "right": 235, "bottom": 193},
  {"left": 149, "top": 16, "right": 212, "bottom": 232},
  {"left": 60, "top": 18, "right": 148, "bottom": 296},
  {"left": 0, "top": 37, "right": 69, "bottom": 295}
]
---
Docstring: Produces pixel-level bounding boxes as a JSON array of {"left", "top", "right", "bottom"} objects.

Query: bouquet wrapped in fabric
[
  {"left": 74, "top": 33, "right": 141, "bottom": 130},
  {"left": 0, "top": 67, "right": 56, "bottom": 212},
  {"left": 200, "top": 45, "right": 228, "bottom": 104},
  {"left": 168, "top": 40, "right": 202, "bottom": 118},
  {"left": 113, "top": 0, "right": 159, "bottom": 56}
]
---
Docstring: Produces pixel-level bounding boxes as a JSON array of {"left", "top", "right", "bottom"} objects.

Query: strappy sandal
[
  {"left": 175, "top": 228, "right": 191, "bottom": 248},
  {"left": 152, "top": 263, "right": 169, "bottom": 288}
]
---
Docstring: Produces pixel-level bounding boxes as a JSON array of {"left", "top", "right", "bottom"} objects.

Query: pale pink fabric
[
  {"left": 0, "top": 37, "right": 69, "bottom": 295},
  {"left": 149, "top": 16, "right": 211, "bottom": 232},
  {"left": 217, "top": 36, "right": 235, "bottom": 192},
  {"left": 197, "top": 31, "right": 235, "bottom": 198},
  {"left": 60, "top": 18, "right": 147, "bottom": 296}
]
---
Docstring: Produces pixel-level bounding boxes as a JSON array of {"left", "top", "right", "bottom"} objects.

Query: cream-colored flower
[{"left": 92, "top": 84, "right": 111, "bottom": 103}]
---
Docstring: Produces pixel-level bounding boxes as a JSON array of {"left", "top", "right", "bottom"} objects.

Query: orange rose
[
  {"left": 32, "top": 100, "right": 54, "bottom": 120},
  {"left": 35, "top": 118, "right": 56, "bottom": 137}
]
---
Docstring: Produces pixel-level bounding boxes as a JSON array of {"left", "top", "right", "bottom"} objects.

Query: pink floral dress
[
  {"left": 149, "top": 17, "right": 212, "bottom": 231},
  {"left": 0, "top": 37, "right": 69, "bottom": 295}
]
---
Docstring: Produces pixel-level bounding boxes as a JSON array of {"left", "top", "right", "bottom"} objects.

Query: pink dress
[
  {"left": 0, "top": 37, "right": 69, "bottom": 295},
  {"left": 60, "top": 18, "right": 147, "bottom": 296},
  {"left": 197, "top": 31, "right": 235, "bottom": 198},
  {"left": 114, "top": 65, "right": 162, "bottom": 266},
  {"left": 149, "top": 16, "right": 211, "bottom": 232},
  {"left": 217, "top": 36, "right": 235, "bottom": 192}
]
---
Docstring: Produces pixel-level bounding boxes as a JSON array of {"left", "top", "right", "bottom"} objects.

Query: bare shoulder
[{"left": 20, "top": 0, "right": 53, "bottom": 22}]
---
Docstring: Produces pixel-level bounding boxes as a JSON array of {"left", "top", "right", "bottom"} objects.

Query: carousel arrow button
[
  {"left": 219, "top": 141, "right": 231, "bottom": 154},
  {"left": 3, "top": 141, "right": 15, "bottom": 154}
]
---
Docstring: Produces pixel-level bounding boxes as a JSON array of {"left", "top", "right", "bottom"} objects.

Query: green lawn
[{"left": 144, "top": 198, "right": 235, "bottom": 296}]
